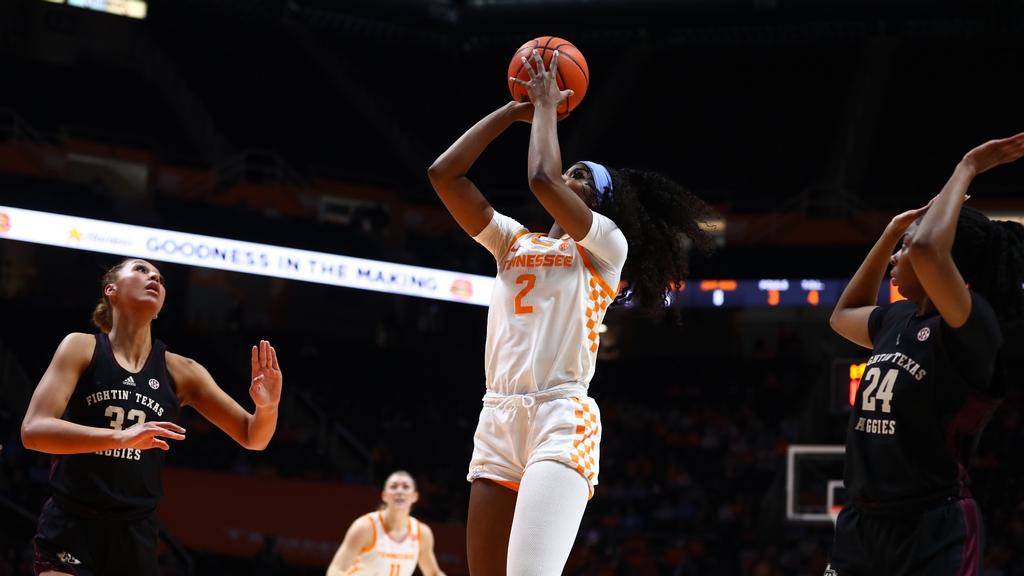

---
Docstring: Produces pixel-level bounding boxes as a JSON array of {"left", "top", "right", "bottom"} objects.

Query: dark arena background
[{"left": 2, "top": 0, "right": 1024, "bottom": 574}]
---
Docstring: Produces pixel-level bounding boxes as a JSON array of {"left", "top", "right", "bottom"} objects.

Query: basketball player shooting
[{"left": 428, "top": 46, "right": 716, "bottom": 574}]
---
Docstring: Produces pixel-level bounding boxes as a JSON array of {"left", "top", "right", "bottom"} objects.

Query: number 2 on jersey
[{"left": 514, "top": 273, "right": 536, "bottom": 314}]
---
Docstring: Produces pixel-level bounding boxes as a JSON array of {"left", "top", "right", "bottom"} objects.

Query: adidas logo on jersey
[
  {"left": 58, "top": 551, "right": 82, "bottom": 566},
  {"left": 122, "top": 376, "right": 136, "bottom": 387}
]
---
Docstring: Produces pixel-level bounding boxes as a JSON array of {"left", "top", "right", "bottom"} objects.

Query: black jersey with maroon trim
[
  {"left": 844, "top": 291, "right": 1002, "bottom": 509},
  {"left": 49, "top": 333, "right": 180, "bottom": 519}
]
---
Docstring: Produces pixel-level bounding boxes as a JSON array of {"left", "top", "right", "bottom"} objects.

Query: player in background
[
  {"left": 428, "top": 50, "right": 716, "bottom": 575},
  {"left": 828, "top": 132, "right": 1024, "bottom": 575},
  {"left": 326, "top": 471, "right": 446, "bottom": 576},
  {"left": 21, "top": 258, "right": 283, "bottom": 576}
]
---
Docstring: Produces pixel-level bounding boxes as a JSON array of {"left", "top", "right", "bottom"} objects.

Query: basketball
[{"left": 507, "top": 36, "right": 589, "bottom": 116}]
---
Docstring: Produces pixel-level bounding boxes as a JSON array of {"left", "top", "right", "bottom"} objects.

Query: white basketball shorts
[{"left": 467, "top": 385, "right": 602, "bottom": 498}]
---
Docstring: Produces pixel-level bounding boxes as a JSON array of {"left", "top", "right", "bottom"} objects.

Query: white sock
[{"left": 506, "top": 460, "right": 589, "bottom": 575}]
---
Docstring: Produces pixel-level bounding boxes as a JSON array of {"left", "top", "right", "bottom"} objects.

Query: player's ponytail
[
  {"left": 950, "top": 207, "right": 1024, "bottom": 393},
  {"left": 91, "top": 259, "right": 132, "bottom": 333}
]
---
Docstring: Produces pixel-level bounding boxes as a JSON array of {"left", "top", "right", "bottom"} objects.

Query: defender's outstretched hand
[
  {"left": 249, "top": 340, "right": 282, "bottom": 410},
  {"left": 887, "top": 199, "right": 935, "bottom": 239},
  {"left": 961, "top": 131, "right": 1024, "bottom": 175}
]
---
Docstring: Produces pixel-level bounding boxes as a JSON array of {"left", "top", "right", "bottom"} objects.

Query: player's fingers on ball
[
  {"left": 531, "top": 49, "right": 544, "bottom": 70},
  {"left": 521, "top": 56, "right": 537, "bottom": 79},
  {"left": 550, "top": 50, "right": 559, "bottom": 73},
  {"left": 532, "top": 51, "right": 548, "bottom": 74}
]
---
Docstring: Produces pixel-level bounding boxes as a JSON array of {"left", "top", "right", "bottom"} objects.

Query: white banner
[
  {"left": 61, "top": 0, "right": 148, "bottom": 19},
  {"left": 0, "top": 206, "right": 493, "bottom": 306}
]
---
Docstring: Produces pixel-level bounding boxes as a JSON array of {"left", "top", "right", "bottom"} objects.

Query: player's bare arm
[
  {"left": 428, "top": 101, "right": 534, "bottom": 237},
  {"left": 168, "top": 339, "right": 281, "bottom": 451},
  {"left": 326, "top": 516, "right": 373, "bottom": 576},
  {"left": 831, "top": 203, "right": 931, "bottom": 348},
  {"left": 417, "top": 523, "right": 447, "bottom": 576},
  {"left": 514, "top": 49, "right": 594, "bottom": 240},
  {"left": 908, "top": 132, "right": 1024, "bottom": 328}
]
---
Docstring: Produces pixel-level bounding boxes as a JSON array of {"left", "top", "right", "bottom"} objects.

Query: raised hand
[
  {"left": 117, "top": 421, "right": 186, "bottom": 451},
  {"left": 962, "top": 131, "right": 1024, "bottom": 175},
  {"left": 249, "top": 340, "right": 282, "bottom": 410},
  {"left": 510, "top": 49, "right": 574, "bottom": 114},
  {"left": 886, "top": 199, "right": 934, "bottom": 238}
]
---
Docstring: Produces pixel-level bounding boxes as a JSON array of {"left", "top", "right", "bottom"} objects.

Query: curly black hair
[
  {"left": 950, "top": 206, "right": 1024, "bottom": 392},
  {"left": 596, "top": 167, "right": 718, "bottom": 313}
]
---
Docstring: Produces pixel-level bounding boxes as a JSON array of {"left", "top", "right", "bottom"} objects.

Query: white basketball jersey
[
  {"left": 347, "top": 512, "right": 421, "bottom": 576},
  {"left": 473, "top": 210, "right": 628, "bottom": 395}
]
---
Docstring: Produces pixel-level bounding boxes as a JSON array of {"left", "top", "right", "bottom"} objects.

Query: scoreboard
[{"left": 662, "top": 278, "right": 904, "bottom": 309}]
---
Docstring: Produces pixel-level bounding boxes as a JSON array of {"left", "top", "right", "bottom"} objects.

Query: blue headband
[{"left": 580, "top": 161, "right": 613, "bottom": 202}]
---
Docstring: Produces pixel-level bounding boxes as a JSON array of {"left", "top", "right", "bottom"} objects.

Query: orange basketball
[{"left": 507, "top": 36, "right": 589, "bottom": 116}]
